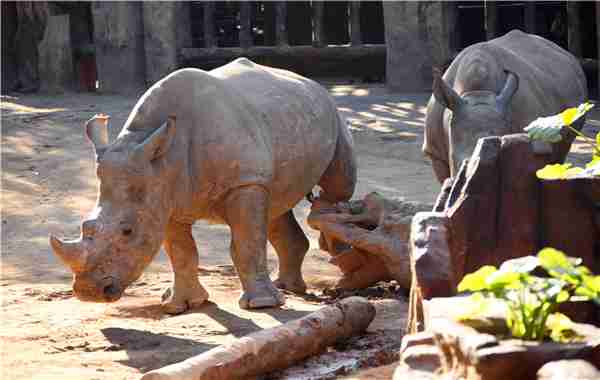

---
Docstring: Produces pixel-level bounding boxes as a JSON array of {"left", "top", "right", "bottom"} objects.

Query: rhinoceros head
[
  {"left": 433, "top": 70, "right": 519, "bottom": 176},
  {"left": 50, "top": 114, "right": 177, "bottom": 302}
]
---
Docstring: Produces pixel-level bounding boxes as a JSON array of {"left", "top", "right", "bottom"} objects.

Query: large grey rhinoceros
[
  {"left": 50, "top": 58, "right": 356, "bottom": 312},
  {"left": 424, "top": 30, "right": 588, "bottom": 182}
]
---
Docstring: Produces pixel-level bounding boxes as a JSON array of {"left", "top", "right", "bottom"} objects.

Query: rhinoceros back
[
  {"left": 424, "top": 30, "right": 587, "bottom": 168},
  {"left": 123, "top": 59, "right": 341, "bottom": 220}
]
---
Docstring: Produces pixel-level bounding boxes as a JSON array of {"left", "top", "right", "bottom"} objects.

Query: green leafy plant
[
  {"left": 525, "top": 102, "right": 596, "bottom": 179},
  {"left": 457, "top": 248, "right": 600, "bottom": 342}
]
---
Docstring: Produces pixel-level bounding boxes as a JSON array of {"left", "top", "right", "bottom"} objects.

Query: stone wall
[
  {"left": 91, "top": 2, "right": 146, "bottom": 93},
  {"left": 383, "top": 1, "right": 453, "bottom": 92}
]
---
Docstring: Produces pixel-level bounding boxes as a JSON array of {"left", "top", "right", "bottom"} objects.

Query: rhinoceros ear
[
  {"left": 496, "top": 71, "right": 519, "bottom": 113},
  {"left": 432, "top": 69, "right": 464, "bottom": 112},
  {"left": 85, "top": 114, "right": 110, "bottom": 155},
  {"left": 133, "top": 115, "right": 176, "bottom": 162}
]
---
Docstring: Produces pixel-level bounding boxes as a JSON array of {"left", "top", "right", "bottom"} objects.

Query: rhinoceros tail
[{"left": 317, "top": 115, "right": 357, "bottom": 203}]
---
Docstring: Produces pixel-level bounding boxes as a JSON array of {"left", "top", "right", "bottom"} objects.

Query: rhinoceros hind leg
[
  {"left": 269, "top": 211, "right": 308, "bottom": 294},
  {"left": 161, "top": 220, "right": 209, "bottom": 315},
  {"left": 225, "top": 185, "right": 285, "bottom": 309}
]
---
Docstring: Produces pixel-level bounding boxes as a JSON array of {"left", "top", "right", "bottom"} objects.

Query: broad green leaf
[
  {"left": 556, "top": 290, "right": 569, "bottom": 303},
  {"left": 583, "top": 275, "right": 600, "bottom": 292},
  {"left": 455, "top": 293, "right": 493, "bottom": 322},
  {"left": 536, "top": 163, "right": 583, "bottom": 180},
  {"left": 561, "top": 102, "right": 594, "bottom": 126},
  {"left": 542, "top": 278, "right": 566, "bottom": 300},
  {"left": 499, "top": 256, "right": 539, "bottom": 274},
  {"left": 561, "top": 107, "right": 579, "bottom": 126},
  {"left": 458, "top": 266, "right": 497, "bottom": 292},
  {"left": 586, "top": 155, "right": 600, "bottom": 169},
  {"left": 538, "top": 248, "right": 573, "bottom": 271},
  {"left": 524, "top": 115, "right": 564, "bottom": 143},
  {"left": 546, "top": 312, "right": 585, "bottom": 343},
  {"left": 486, "top": 270, "right": 522, "bottom": 291}
]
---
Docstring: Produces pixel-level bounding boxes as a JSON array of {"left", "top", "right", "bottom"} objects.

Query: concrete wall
[
  {"left": 38, "top": 14, "right": 73, "bottom": 93},
  {"left": 383, "top": 2, "right": 453, "bottom": 92},
  {"left": 91, "top": 2, "right": 145, "bottom": 93},
  {"left": 143, "top": 3, "right": 178, "bottom": 84}
]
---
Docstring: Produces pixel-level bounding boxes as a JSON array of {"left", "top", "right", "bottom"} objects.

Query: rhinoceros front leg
[
  {"left": 225, "top": 185, "right": 285, "bottom": 309},
  {"left": 161, "top": 219, "right": 209, "bottom": 314},
  {"left": 269, "top": 211, "right": 308, "bottom": 294}
]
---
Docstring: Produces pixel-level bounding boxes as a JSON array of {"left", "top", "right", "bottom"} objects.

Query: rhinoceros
[
  {"left": 424, "top": 30, "right": 588, "bottom": 182},
  {"left": 49, "top": 58, "right": 356, "bottom": 312}
]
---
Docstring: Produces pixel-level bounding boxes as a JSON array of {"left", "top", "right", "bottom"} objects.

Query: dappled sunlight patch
[
  {"left": 330, "top": 85, "right": 371, "bottom": 97},
  {"left": 1, "top": 100, "right": 67, "bottom": 116}
]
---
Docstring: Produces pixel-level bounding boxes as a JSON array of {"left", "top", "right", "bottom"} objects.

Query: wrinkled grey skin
[
  {"left": 424, "top": 30, "right": 588, "bottom": 182},
  {"left": 50, "top": 58, "right": 356, "bottom": 312}
]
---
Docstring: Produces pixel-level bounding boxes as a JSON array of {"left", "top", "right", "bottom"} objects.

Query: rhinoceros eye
[{"left": 122, "top": 227, "right": 133, "bottom": 237}]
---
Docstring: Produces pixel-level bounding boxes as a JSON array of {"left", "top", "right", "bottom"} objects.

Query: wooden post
[
  {"left": 349, "top": 1, "right": 361, "bottom": 46},
  {"left": 567, "top": 1, "right": 582, "bottom": 58},
  {"left": 524, "top": 2, "right": 536, "bottom": 34},
  {"left": 275, "top": 2, "right": 288, "bottom": 46},
  {"left": 203, "top": 2, "right": 215, "bottom": 48},
  {"left": 485, "top": 0, "right": 498, "bottom": 41},
  {"left": 239, "top": 1, "right": 253, "bottom": 49},
  {"left": 312, "top": 1, "right": 325, "bottom": 47}
]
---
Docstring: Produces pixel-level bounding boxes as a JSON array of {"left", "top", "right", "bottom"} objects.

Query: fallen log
[
  {"left": 307, "top": 192, "right": 433, "bottom": 289},
  {"left": 140, "top": 297, "right": 375, "bottom": 380}
]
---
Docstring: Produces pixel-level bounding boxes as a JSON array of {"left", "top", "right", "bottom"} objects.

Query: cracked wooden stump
[
  {"left": 407, "top": 133, "right": 600, "bottom": 334},
  {"left": 307, "top": 192, "right": 433, "bottom": 290}
]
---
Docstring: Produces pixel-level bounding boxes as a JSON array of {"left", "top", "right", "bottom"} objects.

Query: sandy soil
[{"left": 1, "top": 83, "right": 597, "bottom": 380}]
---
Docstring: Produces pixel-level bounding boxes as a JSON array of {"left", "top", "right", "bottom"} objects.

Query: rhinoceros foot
[
  {"left": 161, "top": 283, "right": 209, "bottom": 315},
  {"left": 239, "top": 279, "right": 285, "bottom": 309},
  {"left": 273, "top": 276, "right": 307, "bottom": 294}
]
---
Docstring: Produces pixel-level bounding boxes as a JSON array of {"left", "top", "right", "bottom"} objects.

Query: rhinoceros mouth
[{"left": 101, "top": 276, "right": 123, "bottom": 302}]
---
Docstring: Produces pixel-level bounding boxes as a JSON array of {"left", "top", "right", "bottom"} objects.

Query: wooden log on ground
[
  {"left": 139, "top": 297, "right": 375, "bottom": 380},
  {"left": 307, "top": 192, "right": 433, "bottom": 290}
]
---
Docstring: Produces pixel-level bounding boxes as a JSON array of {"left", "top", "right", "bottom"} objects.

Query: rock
[{"left": 537, "top": 359, "right": 600, "bottom": 380}]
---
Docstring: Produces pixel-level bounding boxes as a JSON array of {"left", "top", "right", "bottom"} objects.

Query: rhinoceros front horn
[{"left": 49, "top": 235, "right": 88, "bottom": 273}]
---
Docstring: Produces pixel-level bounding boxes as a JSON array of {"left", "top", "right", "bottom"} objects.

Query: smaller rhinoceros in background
[
  {"left": 50, "top": 58, "right": 356, "bottom": 312},
  {"left": 424, "top": 30, "right": 588, "bottom": 183}
]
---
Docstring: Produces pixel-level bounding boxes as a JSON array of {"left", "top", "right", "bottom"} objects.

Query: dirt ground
[{"left": 1, "top": 82, "right": 597, "bottom": 380}]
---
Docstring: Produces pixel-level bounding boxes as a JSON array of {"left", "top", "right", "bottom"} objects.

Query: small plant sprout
[
  {"left": 525, "top": 102, "right": 597, "bottom": 179},
  {"left": 457, "top": 248, "right": 600, "bottom": 343}
]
